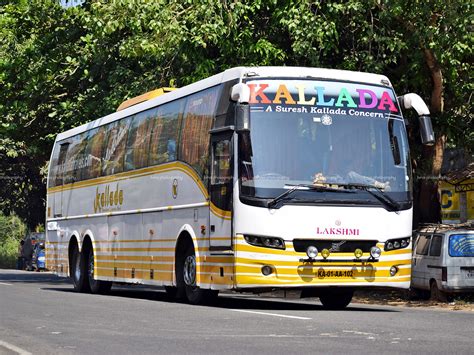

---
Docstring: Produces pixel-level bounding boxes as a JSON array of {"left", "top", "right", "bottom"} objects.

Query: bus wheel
[
  {"left": 70, "top": 244, "right": 89, "bottom": 293},
  {"left": 177, "top": 242, "right": 218, "bottom": 305},
  {"left": 319, "top": 289, "right": 353, "bottom": 310},
  {"left": 86, "top": 247, "right": 111, "bottom": 294}
]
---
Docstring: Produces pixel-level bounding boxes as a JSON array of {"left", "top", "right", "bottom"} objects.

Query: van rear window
[{"left": 449, "top": 234, "right": 474, "bottom": 257}]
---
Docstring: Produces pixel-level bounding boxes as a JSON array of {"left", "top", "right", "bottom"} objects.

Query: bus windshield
[{"left": 239, "top": 79, "right": 411, "bottom": 208}]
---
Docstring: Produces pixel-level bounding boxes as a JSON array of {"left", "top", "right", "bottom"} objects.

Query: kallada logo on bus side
[{"left": 94, "top": 184, "right": 124, "bottom": 213}]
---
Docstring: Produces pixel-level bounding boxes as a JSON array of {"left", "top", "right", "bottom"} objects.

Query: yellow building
[{"left": 439, "top": 163, "right": 474, "bottom": 224}]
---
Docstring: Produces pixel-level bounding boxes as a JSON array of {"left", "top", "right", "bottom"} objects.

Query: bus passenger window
[
  {"left": 149, "top": 101, "right": 182, "bottom": 166},
  {"left": 83, "top": 126, "right": 106, "bottom": 180},
  {"left": 101, "top": 118, "right": 131, "bottom": 176},
  {"left": 51, "top": 142, "right": 69, "bottom": 187},
  {"left": 63, "top": 133, "right": 87, "bottom": 184},
  {"left": 179, "top": 86, "right": 220, "bottom": 176},
  {"left": 125, "top": 111, "right": 153, "bottom": 171}
]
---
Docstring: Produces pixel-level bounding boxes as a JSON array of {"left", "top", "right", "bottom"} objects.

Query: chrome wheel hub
[
  {"left": 89, "top": 253, "right": 94, "bottom": 279},
  {"left": 183, "top": 255, "right": 196, "bottom": 286},
  {"left": 74, "top": 254, "right": 81, "bottom": 280}
]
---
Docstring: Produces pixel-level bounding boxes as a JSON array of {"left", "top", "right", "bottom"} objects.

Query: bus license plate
[{"left": 317, "top": 270, "right": 353, "bottom": 278}]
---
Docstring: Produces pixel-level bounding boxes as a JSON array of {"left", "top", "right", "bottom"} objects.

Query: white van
[{"left": 411, "top": 225, "right": 474, "bottom": 300}]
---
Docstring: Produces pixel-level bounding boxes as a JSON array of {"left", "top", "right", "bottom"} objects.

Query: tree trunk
[{"left": 415, "top": 48, "right": 444, "bottom": 225}]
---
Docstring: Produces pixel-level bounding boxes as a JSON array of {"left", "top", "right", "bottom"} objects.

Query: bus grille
[{"left": 293, "top": 239, "right": 378, "bottom": 253}]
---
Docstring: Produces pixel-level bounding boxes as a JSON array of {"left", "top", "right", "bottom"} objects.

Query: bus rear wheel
[
  {"left": 86, "top": 247, "right": 112, "bottom": 294},
  {"left": 71, "top": 244, "right": 89, "bottom": 293},
  {"left": 319, "top": 289, "right": 353, "bottom": 310},
  {"left": 177, "top": 242, "right": 218, "bottom": 305}
]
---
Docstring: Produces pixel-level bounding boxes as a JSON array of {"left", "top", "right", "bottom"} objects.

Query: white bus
[{"left": 46, "top": 66, "right": 434, "bottom": 308}]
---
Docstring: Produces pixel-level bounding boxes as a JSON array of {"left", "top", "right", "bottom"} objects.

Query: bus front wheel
[
  {"left": 177, "top": 242, "right": 218, "bottom": 305},
  {"left": 319, "top": 289, "right": 353, "bottom": 310}
]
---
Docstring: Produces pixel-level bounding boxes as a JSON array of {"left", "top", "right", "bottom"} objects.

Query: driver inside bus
[{"left": 314, "top": 120, "right": 391, "bottom": 191}]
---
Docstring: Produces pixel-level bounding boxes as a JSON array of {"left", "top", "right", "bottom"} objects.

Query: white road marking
[
  {"left": 0, "top": 282, "right": 13, "bottom": 286},
  {"left": 228, "top": 309, "right": 311, "bottom": 320},
  {"left": 0, "top": 340, "right": 32, "bottom": 355}
]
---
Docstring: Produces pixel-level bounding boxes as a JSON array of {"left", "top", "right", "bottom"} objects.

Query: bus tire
[
  {"left": 177, "top": 241, "right": 218, "bottom": 305},
  {"left": 86, "top": 247, "right": 112, "bottom": 294},
  {"left": 70, "top": 244, "right": 89, "bottom": 293},
  {"left": 319, "top": 289, "right": 353, "bottom": 310}
]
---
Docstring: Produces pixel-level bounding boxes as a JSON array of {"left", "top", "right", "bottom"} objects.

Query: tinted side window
[
  {"left": 179, "top": 86, "right": 220, "bottom": 176},
  {"left": 415, "top": 235, "right": 431, "bottom": 255},
  {"left": 149, "top": 101, "right": 183, "bottom": 166},
  {"left": 124, "top": 111, "right": 154, "bottom": 171},
  {"left": 429, "top": 235, "right": 442, "bottom": 257},
  {"left": 83, "top": 126, "right": 106, "bottom": 180},
  {"left": 48, "top": 144, "right": 61, "bottom": 188},
  {"left": 102, "top": 118, "right": 131, "bottom": 176},
  {"left": 63, "top": 133, "right": 88, "bottom": 184}
]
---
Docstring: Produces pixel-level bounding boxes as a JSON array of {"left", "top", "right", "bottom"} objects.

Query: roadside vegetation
[
  {"left": 0, "top": 213, "right": 27, "bottom": 269},
  {"left": 0, "top": 0, "right": 471, "bottom": 230}
]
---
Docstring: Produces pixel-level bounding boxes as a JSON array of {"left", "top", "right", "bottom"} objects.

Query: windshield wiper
[
  {"left": 334, "top": 183, "right": 401, "bottom": 212},
  {"left": 267, "top": 183, "right": 352, "bottom": 209}
]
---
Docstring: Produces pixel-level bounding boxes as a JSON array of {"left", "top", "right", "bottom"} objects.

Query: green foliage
[
  {"left": 0, "top": 213, "right": 26, "bottom": 269},
  {"left": 0, "top": 0, "right": 472, "bottom": 227}
]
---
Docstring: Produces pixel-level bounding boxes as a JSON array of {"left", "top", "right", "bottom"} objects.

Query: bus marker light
[
  {"left": 262, "top": 265, "right": 273, "bottom": 276},
  {"left": 354, "top": 249, "right": 363, "bottom": 259},
  {"left": 321, "top": 249, "right": 330, "bottom": 259},
  {"left": 390, "top": 266, "right": 398, "bottom": 276},
  {"left": 370, "top": 246, "right": 381, "bottom": 259},
  {"left": 306, "top": 246, "right": 318, "bottom": 259}
]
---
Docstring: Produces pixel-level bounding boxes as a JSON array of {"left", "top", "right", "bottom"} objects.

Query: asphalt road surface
[{"left": 1, "top": 270, "right": 473, "bottom": 355}]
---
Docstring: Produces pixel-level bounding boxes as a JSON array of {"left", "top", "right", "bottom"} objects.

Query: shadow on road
[
  {"left": 0, "top": 270, "right": 71, "bottom": 285},
  {"left": 41, "top": 284, "right": 399, "bottom": 313},
  {"left": 2, "top": 269, "right": 399, "bottom": 312}
]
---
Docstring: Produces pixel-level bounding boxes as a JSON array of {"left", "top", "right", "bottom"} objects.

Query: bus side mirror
[
  {"left": 398, "top": 93, "right": 435, "bottom": 146},
  {"left": 418, "top": 115, "right": 435, "bottom": 146},
  {"left": 235, "top": 103, "right": 250, "bottom": 132}
]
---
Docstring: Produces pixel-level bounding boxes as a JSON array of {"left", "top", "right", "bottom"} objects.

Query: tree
[{"left": 0, "top": 0, "right": 471, "bottom": 228}]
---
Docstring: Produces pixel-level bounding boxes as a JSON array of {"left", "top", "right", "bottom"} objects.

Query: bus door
[{"left": 209, "top": 131, "right": 233, "bottom": 250}]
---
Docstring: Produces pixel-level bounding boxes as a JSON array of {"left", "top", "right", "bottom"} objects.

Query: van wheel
[
  {"left": 430, "top": 280, "right": 447, "bottom": 302},
  {"left": 70, "top": 244, "right": 89, "bottom": 293},
  {"left": 86, "top": 247, "right": 112, "bottom": 294},
  {"left": 177, "top": 241, "right": 218, "bottom": 305},
  {"left": 319, "top": 289, "right": 353, "bottom": 310}
]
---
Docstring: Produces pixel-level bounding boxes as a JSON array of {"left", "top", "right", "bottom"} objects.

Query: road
[{"left": 0, "top": 269, "right": 472, "bottom": 355}]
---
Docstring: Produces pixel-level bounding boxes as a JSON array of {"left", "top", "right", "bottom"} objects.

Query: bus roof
[{"left": 55, "top": 66, "right": 392, "bottom": 142}]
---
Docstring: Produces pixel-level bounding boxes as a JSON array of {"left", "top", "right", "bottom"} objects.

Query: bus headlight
[
  {"left": 243, "top": 235, "right": 285, "bottom": 250},
  {"left": 306, "top": 246, "right": 318, "bottom": 259},
  {"left": 370, "top": 246, "right": 381, "bottom": 259},
  {"left": 385, "top": 237, "right": 410, "bottom": 251},
  {"left": 390, "top": 266, "right": 399, "bottom": 276},
  {"left": 354, "top": 248, "right": 363, "bottom": 259}
]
